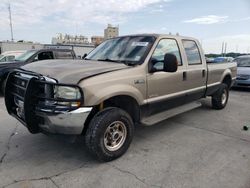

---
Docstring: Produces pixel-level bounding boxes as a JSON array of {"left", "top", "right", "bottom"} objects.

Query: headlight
[
  {"left": 54, "top": 86, "right": 83, "bottom": 108},
  {"left": 55, "top": 86, "right": 82, "bottom": 100}
]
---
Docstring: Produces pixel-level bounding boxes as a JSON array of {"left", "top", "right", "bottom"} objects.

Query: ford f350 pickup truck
[{"left": 5, "top": 34, "right": 237, "bottom": 161}]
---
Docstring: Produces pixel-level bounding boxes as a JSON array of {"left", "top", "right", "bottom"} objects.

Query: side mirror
[
  {"left": 82, "top": 53, "right": 87, "bottom": 59},
  {"left": 163, "top": 53, "right": 178, "bottom": 72}
]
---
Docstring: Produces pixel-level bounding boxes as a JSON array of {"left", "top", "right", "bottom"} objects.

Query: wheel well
[
  {"left": 222, "top": 75, "right": 232, "bottom": 88},
  {"left": 82, "top": 95, "right": 140, "bottom": 135},
  {"left": 103, "top": 95, "right": 140, "bottom": 123}
]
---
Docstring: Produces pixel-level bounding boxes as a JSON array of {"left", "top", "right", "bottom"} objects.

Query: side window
[
  {"left": 182, "top": 40, "right": 201, "bottom": 65},
  {"left": 151, "top": 39, "right": 182, "bottom": 71},
  {"left": 54, "top": 51, "right": 73, "bottom": 59},
  {"left": 6, "top": 56, "right": 15, "bottom": 61},
  {"left": 35, "top": 51, "right": 54, "bottom": 61}
]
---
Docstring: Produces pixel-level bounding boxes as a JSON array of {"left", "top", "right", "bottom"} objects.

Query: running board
[{"left": 141, "top": 101, "right": 202, "bottom": 126}]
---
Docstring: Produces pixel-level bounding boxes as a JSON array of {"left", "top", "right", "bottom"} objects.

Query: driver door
[{"left": 146, "top": 38, "right": 187, "bottom": 116}]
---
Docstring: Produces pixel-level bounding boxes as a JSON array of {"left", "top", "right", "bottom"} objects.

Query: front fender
[{"left": 85, "top": 84, "right": 145, "bottom": 106}]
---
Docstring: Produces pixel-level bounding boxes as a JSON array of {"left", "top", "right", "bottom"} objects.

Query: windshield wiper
[
  {"left": 97, "top": 58, "right": 120, "bottom": 63},
  {"left": 122, "top": 61, "right": 137, "bottom": 66},
  {"left": 97, "top": 58, "right": 137, "bottom": 66}
]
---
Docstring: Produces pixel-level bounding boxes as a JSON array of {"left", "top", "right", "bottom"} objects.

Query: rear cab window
[{"left": 182, "top": 40, "right": 202, "bottom": 65}]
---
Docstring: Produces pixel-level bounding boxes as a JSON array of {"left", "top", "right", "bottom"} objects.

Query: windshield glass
[
  {"left": 235, "top": 57, "right": 250, "bottom": 67},
  {"left": 15, "top": 50, "right": 37, "bottom": 62},
  {"left": 86, "top": 36, "right": 156, "bottom": 65}
]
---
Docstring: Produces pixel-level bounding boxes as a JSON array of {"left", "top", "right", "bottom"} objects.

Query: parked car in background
[
  {"left": 0, "top": 51, "right": 25, "bottom": 62},
  {"left": 0, "top": 48, "right": 76, "bottom": 93},
  {"left": 213, "top": 57, "right": 234, "bottom": 63},
  {"left": 233, "top": 55, "right": 250, "bottom": 88}
]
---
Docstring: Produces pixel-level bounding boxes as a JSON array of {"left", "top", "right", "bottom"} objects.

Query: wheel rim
[
  {"left": 221, "top": 89, "right": 227, "bottom": 105},
  {"left": 104, "top": 121, "right": 127, "bottom": 152}
]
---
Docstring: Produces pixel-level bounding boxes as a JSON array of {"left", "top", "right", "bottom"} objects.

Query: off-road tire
[
  {"left": 212, "top": 83, "right": 229, "bottom": 110},
  {"left": 85, "top": 107, "right": 134, "bottom": 162}
]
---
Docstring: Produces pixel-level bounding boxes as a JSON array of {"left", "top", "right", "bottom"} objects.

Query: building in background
[
  {"left": 91, "top": 36, "right": 104, "bottom": 46},
  {"left": 52, "top": 33, "right": 89, "bottom": 45},
  {"left": 104, "top": 24, "right": 119, "bottom": 40},
  {"left": 0, "top": 41, "right": 43, "bottom": 54}
]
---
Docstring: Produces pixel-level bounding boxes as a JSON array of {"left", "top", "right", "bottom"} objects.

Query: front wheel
[
  {"left": 211, "top": 83, "right": 229, "bottom": 110},
  {"left": 85, "top": 107, "right": 134, "bottom": 161}
]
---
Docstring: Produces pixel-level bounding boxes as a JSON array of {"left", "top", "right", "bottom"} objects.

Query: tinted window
[
  {"left": 55, "top": 51, "right": 73, "bottom": 59},
  {"left": 182, "top": 40, "right": 201, "bottom": 65},
  {"left": 151, "top": 39, "right": 182, "bottom": 71},
  {"left": 38, "top": 51, "right": 53, "bottom": 60}
]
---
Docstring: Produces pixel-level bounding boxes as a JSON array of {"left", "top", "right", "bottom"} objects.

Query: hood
[
  {"left": 21, "top": 59, "right": 129, "bottom": 84},
  {"left": 0, "top": 61, "right": 25, "bottom": 73},
  {"left": 237, "top": 67, "right": 250, "bottom": 75}
]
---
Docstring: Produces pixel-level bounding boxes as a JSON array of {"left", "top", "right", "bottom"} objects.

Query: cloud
[
  {"left": 184, "top": 15, "right": 229, "bottom": 24},
  {"left": 0, "top": 0, "right": 169, "bottom": 28}
]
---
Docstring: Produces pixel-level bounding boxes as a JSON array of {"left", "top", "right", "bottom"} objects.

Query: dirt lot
[{"left": 0, "top": 89, "right": 250, "bottom": 188}]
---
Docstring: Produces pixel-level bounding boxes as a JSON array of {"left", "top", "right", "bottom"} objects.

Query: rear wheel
[
  {"left": 85, "top": 107, "right": 134, "bottom": 161},
  {"left": 211, "top": 83, "right": 229, "bottom": 109}
]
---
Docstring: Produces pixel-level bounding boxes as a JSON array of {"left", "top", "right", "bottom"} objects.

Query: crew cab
[
  {"left": 4, "top": 34, "right": 237, "bottom": 161},
  {"left": 0, "top": 48, "right": 76, "bottom": 93}
]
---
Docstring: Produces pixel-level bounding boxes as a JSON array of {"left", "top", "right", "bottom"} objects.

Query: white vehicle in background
[{"left": 0, "top": 51, "right": 26, "bottom": 62}]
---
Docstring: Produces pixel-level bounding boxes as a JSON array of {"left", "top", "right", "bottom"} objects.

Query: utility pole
[
  {"left": 224, "top": 42, "right": 227, "bottom": 56},
  {"left": 8, "top": 3, "right": 14, "bottom": 42},
  {"left": 221, "top": 42, "right": 224, "bottom": 56}
]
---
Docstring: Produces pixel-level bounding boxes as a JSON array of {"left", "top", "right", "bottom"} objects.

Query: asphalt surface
[{"left": 0, "top": 89, "right": 250, "bottom": 188}]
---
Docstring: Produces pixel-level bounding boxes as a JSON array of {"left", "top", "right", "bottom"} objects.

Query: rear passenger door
[{"left": 182, "top": 40, "right": 207, "bottom": 102}]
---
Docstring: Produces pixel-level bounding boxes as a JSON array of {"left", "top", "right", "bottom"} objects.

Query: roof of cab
[{"left": 111, "top": 33, "right": 198, "bottom": 41}]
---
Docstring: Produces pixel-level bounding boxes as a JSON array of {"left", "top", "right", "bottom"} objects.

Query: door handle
[
  {"left": 183, "top": 71, "right": 187, "bottom": 81},
  {"left": 202, "top": 69, "right": 206, "bottom": 77}
]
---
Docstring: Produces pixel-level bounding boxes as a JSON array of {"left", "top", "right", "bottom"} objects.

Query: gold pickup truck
[{"left": 4, "top": 34, "right": 237, "bottom": 161}]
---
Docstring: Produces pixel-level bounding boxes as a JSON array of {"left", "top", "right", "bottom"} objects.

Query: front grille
[{"left": 5, "top": 70, "right": 84, "bottom": 134}]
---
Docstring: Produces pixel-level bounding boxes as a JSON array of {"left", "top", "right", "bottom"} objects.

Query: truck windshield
[
  {"left": 15, "top": 50, "right": 37, "bottom": 62},
  {"left": 86, "top": 36, "right": 155, "bottom": 65}
]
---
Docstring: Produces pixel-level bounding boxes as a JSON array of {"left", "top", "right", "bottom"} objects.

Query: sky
[{"left": 0, "top": 0, "right": 250, "bottom": 54}]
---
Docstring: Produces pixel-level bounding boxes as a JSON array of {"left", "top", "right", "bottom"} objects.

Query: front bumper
[
  {"left": 5, "top": 70, "right": 92, "bottom": 135},
  {"left": 37, "top": 107, "right": 92, "bottom": 134}
]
